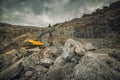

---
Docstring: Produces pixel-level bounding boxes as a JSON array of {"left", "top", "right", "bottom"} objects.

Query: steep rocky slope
[
  {"left": 0, "top": 23, "right": 45, "bottom": 53},
  {"left": 0, "top": 23, "right": 45, "bottom": 44},
  {"left": 53, "top": 1, "right": 120, "bottom": 38}
]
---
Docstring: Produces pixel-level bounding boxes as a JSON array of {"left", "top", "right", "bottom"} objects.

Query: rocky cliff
[{"left": 53, "top": 1, "right": 120, "bottom": 38}]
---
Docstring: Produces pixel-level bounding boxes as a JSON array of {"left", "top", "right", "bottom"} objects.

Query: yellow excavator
[
  {"left": 22, "top": 39, "right": 45, "bottom": 48},
  {"left": 21, "top": 25, "right": 54, "bottom": 49}
]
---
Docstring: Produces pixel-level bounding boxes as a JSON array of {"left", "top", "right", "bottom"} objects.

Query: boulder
[
  {"left": 0, "top": 49, "right": 19, "bottom": 71},
  {"left": 0, "top": 58, "right": 24, "bottom": 80},
  {"left": 5, "top": 49, "right": 16, "bottom": 55},
  {"left": 21, "top": 47, "right": 42, "bottom": 69},
  {"left": 43, "top": 47, "right": 62, "bottom": 59},
  {"left": 26, "top": 47, "right": 40, "bottom": 53},
  {"left": 35, "top": 65, "right": 48, "bottom": 73},
  {"left": 61, "top": 38, "right": 86, "bottom": 60},
  {"left": 54, "top": 56, "right": 65, "bottom": 66},
  {"left": 73, "top": 52, "right": 120, "bottom": 80},
  {"left": 25, "top": 71, "right": 33, "bottom": 77},
  {"left": 108, "top": 49, "right": 120, "bottom": 61},
  {"left": 22, "top": 53, "right": 39, "bottom": 69},
  {"left": 84, "top": 42, "right": 96, "bottom": 51},
  {"left": 44, "top": 65, "right": 65, "bottom": 80},
  {"left": 74, "top": 47, "right": 86, "bottom": 56},
  {"left": 54, "top": 38, "right": 86, "bottom": 66},
  {"left": 40, "top": 58, "right": 54, "bottom": 68}
]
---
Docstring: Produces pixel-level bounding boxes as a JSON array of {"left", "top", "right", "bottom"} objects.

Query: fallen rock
[
  {"left": 84, "top": 42, "right": 96, "bottom": 51},
  {"left": 54, "top": 56, "right": 65, "bottom": 66},
  {"left": 74, "top": 52, "right": 120, "bottom": 80},
  {"left": 26, "top": 47, "right": 40, "bottom": 53},
  {"left": 45, "top": 65, "right": 65, "bottom": 80},
  {"left": 108, "top": 49, "right": 120, "bottom": 61},
  {"left": 21, "top": 47, "right": 42, "bottom": 69},
  {"left": 25, "top": 71, "right": 33, "bottom": 77},
  {"left": 74, "top": 47, "right": 86, "bottom": 56},
  {"left": 54, "top": 38, "right": 86, "bottom": 66},
  {"left": 0, "top": 58, "right": 24, "bottom": 80},
  {"left": 5, "top": 49, "right": 16, "bottom": 55},
  {"left": 35, "top": 65, "right": 48, "bottom": 73},
  {"left": 22, "top": 53, "right": 38, "bottom": 69},
  {"left": 61, "top": 38, "right": 86, "bottom": 60},
  {"left": 0, "top": 49, "right": 20, "bottom": 71},
  {"left": 40, "top": 58, "right": 54, "bottom": 68},
  {"left": 43, "top": 47, "right": 62, "bottom": 59}
]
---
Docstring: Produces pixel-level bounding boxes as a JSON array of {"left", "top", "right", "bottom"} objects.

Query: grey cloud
[{"left": 0, "top": 0, "right": 119, "bottom": 27}]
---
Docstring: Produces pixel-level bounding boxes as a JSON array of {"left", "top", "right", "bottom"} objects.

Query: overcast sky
[{"left": 0, "top": 0, "right": 119, "bottom": 27}]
